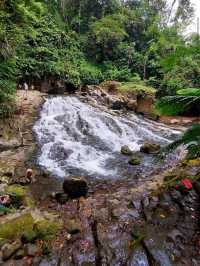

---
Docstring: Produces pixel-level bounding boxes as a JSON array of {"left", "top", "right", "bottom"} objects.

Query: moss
[
  {"left": 0, "top": 213, "right": 34, "bottom": 240},
  {"left": 5, "top": 185, "right": 26, "bottom": 198},
  {"left": 34, "top": 219, "right": 61, "bottom": 241},
  {"left": 184, "top": 158, "right": 200, "bottom": 167},
  {"left": 117, "top": 82, "right": 156, "bottom": 95},
  {"left": 0, "top": 212, "right": 61, "bottom": 242}
]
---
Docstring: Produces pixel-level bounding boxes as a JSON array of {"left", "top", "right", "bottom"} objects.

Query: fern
[
  {"left": 155, "top": 88, "right": 200, "bottom": 115},
  {"left": 168, "top": 124, "right": 200, "bottom": 160}
]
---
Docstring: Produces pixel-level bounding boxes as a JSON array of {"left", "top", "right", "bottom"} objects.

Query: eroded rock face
[{"left": 63, "top": 177, "right": 88, "bottom": 198}]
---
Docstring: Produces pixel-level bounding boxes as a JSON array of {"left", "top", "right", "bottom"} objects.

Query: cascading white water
[{"left": 34, "top": 96, "right": 182, "bottom": 179}]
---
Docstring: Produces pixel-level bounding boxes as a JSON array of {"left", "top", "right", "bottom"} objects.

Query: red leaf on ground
[{"left": 181, "top": 178, "right": 193, "bottom": 190}]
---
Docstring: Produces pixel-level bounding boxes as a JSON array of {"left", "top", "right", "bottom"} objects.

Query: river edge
[{"left": 0, "top": 90, "right": 200, "bottom": 265}]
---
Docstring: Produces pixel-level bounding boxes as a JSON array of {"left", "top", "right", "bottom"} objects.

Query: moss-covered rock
[
  {"left": 128, "top": 156, "right": 141, "bottom": 165},
  {"left": 140, "top": 142, "right": 160, "bottom": 154},
  {"left": 121, "top": 145, "right": 133, "bottom": 156},
  {"left": 0, "top": 211, "right": 61, "bottom": 242}
]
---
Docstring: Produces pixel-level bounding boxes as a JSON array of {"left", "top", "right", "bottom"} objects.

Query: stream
[{"left": 32, "top": 96, "right": 200, "bottom": 266}]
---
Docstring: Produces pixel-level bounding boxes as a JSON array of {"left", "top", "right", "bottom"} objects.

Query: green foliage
[
  {"left": 177, "top": 88, "right": 200, "bottom": 96},
  {"left": 0, "top": 0, "right": 198, "bottom": 118},
  {"left": 118, "top": 81, "right": 156, "bottom": 95},
  {"left": 168, "top": 124, "right": 200, "bottom": 160},
  {"left": 87, "top": 14, "right": 127, "bottom": 62},
  {"left": 155, "top": 87, "right": 200, "bottom": 116}
]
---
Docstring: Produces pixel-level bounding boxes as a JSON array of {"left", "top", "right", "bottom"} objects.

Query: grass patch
[{"left": 117, "top": 81, "right": 156, "bottom": 95}]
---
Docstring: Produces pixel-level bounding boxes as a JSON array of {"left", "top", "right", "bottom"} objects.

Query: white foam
[{"left": 34, "top": 96, "right": 181, "bottom": 178}]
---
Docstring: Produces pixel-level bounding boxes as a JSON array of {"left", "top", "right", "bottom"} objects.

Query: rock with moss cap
[
  {"left": 140, "top": 142, "right": 160, "bottom": 154},
  {"left": 128, "top": 156, "right": 141, "bottom": 165},
  {"left": 121, "top": 145, "right": 133, "bottom": 156}
]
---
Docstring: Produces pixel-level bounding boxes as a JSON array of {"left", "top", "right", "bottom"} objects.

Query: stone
[
  {"left": 14, "top": 249, "right": 25, "bottom": 260},
  {"left": 121, "top": 145, "right": 133, "bottom": 156},
  {"left": 55, "top": 193, "right": 69, "bottom": 204},
  {"left": 1, "top": 239, "right": 22, "bottom": 260},
  {"left": 128, "top": 156, "right": 141, "bottom": 165},
  {"left": 111, "top": 100, "right": 125, "bottom": 110},
  {"left": 63, "top": 177, "right": 88, "bottom": 198},
  {"left": 25, "top": 243, "right": 40, "bottom": 257},
  {"left": 140, "top": 142, "right": 160, "bottom": 154},
  {"left": 66, "top": 219, "right": 82, "bottom": 234}
]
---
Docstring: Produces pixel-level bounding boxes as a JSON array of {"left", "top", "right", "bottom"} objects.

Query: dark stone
[
  {"left": 55, "top": 193, "right": 69, "bottom": 204},
  {"left": 63, "top": 177, "right": 88, "bottom": 198},
  {"left": 111, "top": 101, "right": 125, "bottom": 110}
]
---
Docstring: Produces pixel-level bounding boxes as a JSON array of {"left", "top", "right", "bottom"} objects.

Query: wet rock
[
  {"left": 143, "top": 238, "right": 172, "bottom": 266},
  {"left": 128, "top": 156, "right": 141, "bottom": 165},
  {"left": 131, "top": 199, "right": 142, "bottom": 211},
  {"left": 111, "top": 100, "right": 125, "bottom": 110},
  {"left": 167, "top": 229, "right": 184, "bottom": 243},
  {"left": 66, "top": 219, "right": 82, "bottom": 234},
  {"left": 142, "top": 197, "right": 150, "bottom": 208},
  {"left": 128, "top": 246, "right": 149, "bottom": 266},
  {"left": 63, "top": 177, "right": 88, "bottom": 198},
  {"left": 121, "top": 145, "right": 133, "bottom": 156},
  {"left": 25, "top": 243, "right": 40, "bottom": 257},
  {"left": 170, "top": 190, "right": 182, "bottom": 201},
  {"left": 140, "top": 142, "right": 160, "bottom": 154},
  {"left": 194, "top": 181, "right": 200, "bottom": 194},
  {"left": 1, "top": 239, "right": 22, "bottom": 260},
  {"left": 149, "top": 196, "right": 159, "bottom": 209},
  {"left": 0, "top": 139, "right": 21, "bottom": 152},
  {"left": 55, "top": 193, "right": 69, "bottom": 204}
]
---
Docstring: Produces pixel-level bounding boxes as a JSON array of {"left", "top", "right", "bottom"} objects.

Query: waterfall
[{"left": 34, "top": 96, "right": 181, "bottom": 179}]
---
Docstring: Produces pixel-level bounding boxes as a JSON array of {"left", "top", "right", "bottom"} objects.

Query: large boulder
[
  {"left": 63, "top": 177, "right": 88, "bottom": 198},
  {"left": 140, "top": 142, "right": 160, "bottom": 154}
]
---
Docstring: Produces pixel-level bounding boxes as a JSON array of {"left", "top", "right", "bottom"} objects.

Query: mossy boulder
[
  {"left": 140, "top": 142, "right": 160, "bottom": 154},
  {"left": 128, "top": 156, "right": 141, "bottom": 165},
  {"left": 121, "top": 145, "right": 133, "bottom": 156},
  {"left": 0, "top": 211, "right": 61, "bottom": 242},
  {"left": 0, "top": 213, "right": 34, "bottom": 240},
  {"left": 4, "top": 185, "right": 26, "bottom": 207}
]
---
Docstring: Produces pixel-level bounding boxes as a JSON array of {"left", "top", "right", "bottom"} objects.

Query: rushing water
[{"left": 34, "top": 96, "right": 182, "bottom": 179}]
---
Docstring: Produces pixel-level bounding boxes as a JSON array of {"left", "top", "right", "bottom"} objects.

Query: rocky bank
[{"left": 0, "top": 88, "right": 200, "bottom": 265}]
